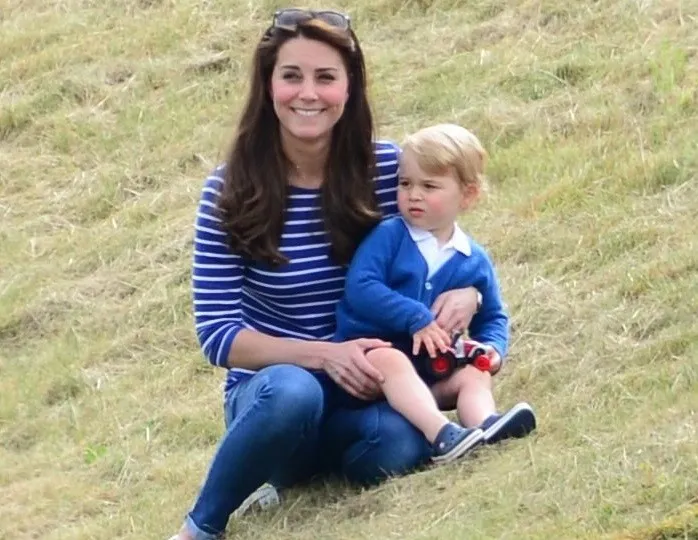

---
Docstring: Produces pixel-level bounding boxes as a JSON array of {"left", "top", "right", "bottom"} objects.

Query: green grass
[{"left": 1, "top": 0, "right": 697, "bottom": 538}]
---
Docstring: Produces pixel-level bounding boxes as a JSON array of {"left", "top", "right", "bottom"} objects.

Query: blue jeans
[{"left": 185, "top": 364, "right": 431, "bottom": 539}]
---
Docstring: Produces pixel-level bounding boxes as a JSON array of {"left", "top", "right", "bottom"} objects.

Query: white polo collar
[{"left": 402, "top": 218, "right": 471, "bottom": 256}]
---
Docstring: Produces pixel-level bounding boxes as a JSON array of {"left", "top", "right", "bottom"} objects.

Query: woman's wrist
[
  {"left": 293, "top": 339, "right": 335, "bottom": 370},
  {"left": 228, "top": 329, "right": 332, "bottom": 370}
]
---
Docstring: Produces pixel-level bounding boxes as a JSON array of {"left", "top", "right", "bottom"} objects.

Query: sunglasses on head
[{"left": 272, "top": 8, "right": 351, "bottom": 31}]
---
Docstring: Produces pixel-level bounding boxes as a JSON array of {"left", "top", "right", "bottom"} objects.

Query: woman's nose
[{"left": 298, "top": 80, "right": 318, "bottom": 100}]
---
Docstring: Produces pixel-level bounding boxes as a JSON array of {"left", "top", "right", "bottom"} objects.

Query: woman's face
[{"left": 270, "top": 36, "right": 349, "bottom": 144}]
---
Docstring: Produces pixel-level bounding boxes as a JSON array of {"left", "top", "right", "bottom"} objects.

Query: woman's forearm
[{"left": 226, "top": 328, "right": 332, "bottom": 371}]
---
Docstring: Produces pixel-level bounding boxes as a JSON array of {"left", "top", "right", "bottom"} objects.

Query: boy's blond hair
[{"left": 402, "top": 124, "right": 488, "bottom": 192}]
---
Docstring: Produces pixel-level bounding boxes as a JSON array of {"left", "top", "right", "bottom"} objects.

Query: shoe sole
[
  {"left": 431, "top": 428, "right": 484, "bottom": 464},
  {"left": 483, "top": 402, "right": 536, "bottom": 443}
]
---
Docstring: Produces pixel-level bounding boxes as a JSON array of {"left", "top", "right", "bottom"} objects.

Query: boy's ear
[{"left": 460, "top": 184, "right": 481, "bottom": 209}]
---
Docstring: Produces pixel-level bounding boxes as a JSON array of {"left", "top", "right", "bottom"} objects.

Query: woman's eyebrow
[{"left": 278, "top": 65, "right": 340, "bottom": 72}]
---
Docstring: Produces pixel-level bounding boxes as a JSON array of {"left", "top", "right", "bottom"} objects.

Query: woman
[{"left": 173, "top": 9, "right": 479, "bottom": 540}]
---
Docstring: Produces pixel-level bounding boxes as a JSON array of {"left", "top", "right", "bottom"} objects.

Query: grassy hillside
[{"left": 1, "top": 0, "right": 697, "bottom": 538}]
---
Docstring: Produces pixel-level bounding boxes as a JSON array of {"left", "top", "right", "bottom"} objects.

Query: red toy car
[{"left": 424, "top": 334, "right": 492, "bottom": 380}]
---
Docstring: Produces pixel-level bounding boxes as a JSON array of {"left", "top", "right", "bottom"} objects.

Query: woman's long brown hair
[{"left": 217, "top": 20, "right": 381, "bottom": 267}]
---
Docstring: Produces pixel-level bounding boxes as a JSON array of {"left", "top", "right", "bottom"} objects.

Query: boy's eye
[
  {"left": 398, "top": 179, "right": 410, "bottom": 187},
  {"left": 424, "top": 183, "right": 438, "bottom": 190}
]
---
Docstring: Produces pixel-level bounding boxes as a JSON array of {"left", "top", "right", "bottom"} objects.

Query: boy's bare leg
[
  {"left": 366, "top": 348, "right": 449, "bottom": 443},
  {"left": 431, "top": 366, "right": 496, "bottom": 427}
]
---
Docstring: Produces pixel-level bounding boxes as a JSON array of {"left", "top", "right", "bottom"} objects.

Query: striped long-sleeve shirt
[{"left": 192, "top": 141, "right": 401, "bottom": 393}]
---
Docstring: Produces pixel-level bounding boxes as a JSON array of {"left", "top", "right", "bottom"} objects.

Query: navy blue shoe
[
  {"left": 481, "top": 402, "right": 536, "bottom": 444},
  {"left": 431, "top": 423, "right": 484, "bottom": 464}
]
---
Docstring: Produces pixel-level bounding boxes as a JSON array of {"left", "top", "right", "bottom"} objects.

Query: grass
[{"left": 1, "top": 0, "right": 697, "bottom": 538}]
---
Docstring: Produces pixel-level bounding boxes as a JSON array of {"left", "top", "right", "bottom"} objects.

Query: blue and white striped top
[{"left": 192, "top": 141, "right": 401, "bottom": 393}]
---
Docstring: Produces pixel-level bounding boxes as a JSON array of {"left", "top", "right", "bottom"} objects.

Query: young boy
[{"left": 334, "top": 124, "right": 536, "bottom": 463}]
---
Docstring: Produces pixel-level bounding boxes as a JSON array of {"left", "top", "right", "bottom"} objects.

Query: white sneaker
[{"left": 233, "top": 483, "right": 280, "bottom": 517}]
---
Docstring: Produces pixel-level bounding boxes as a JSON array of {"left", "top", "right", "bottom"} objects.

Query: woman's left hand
[
  {"left": 430, "top": 287, "right": 479, "bottom": 335},
  {"left": 481, "top": 344, "right": 502, "bottom": 375}
]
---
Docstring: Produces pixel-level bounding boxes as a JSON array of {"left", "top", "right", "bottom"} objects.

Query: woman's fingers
[
  {"left": 435, "top": 306, "right": 458, "bottom": 335},
  {"left": 430, "top": 294, "right": 446, "bottom": 318},
  {"left": 356, "top": 338, "right": 392, "bottom": 350},
  {"left": 432, "top": 288, "right": 479, "bottom": 335},
  {"left": 331, "top": 363, "right": 374, "bottom": 400},
  {"left": 351, "top": 347, "right": 385, "bottom": 383},
  {"left": 354, "top": 339, "right": 390, "bottom": 382},
  {"left": 325, "top": 341, "right": 386, "bottom": 397}
]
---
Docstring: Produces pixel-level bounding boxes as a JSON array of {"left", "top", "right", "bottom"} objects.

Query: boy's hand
[{"left": 412, "top": 322, "right": 452, "bottom": 358}]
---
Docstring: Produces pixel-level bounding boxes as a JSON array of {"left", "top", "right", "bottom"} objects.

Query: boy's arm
[
  {"left": 344, "top": 223, "right": 434, "bottom": 335},
  {"left": 468, "top": 254, "right": 509, "bottom": 362}
]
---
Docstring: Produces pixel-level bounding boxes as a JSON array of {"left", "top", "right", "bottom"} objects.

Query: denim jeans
[{"left": 184, "top": 364, "right": 431, "bottom": 539}]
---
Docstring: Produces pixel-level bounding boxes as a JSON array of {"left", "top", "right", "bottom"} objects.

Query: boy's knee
[
  {"left": 366, "top": 347, "right": 413, "bottom": 375},
  {"left": 451, "top": 365, "right": 493, "bottom": 392}
]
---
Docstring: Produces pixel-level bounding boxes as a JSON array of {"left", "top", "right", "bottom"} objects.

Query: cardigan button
[{"left": 425, "top": 282, "right": 433, "bottom": 290}]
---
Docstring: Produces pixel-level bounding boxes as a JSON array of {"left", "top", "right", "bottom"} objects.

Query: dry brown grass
[{"left": 1, "top": 0, "right": 697, "bottom": 538}]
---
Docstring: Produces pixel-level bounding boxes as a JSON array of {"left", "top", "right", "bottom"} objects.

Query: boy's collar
[{"left": 401, "top": 218, "right": 471, "bottom": 256}]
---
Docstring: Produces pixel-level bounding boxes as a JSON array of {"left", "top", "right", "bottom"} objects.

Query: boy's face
[{"left": 397, "top": 149, "right": 478, "bottom": 242}]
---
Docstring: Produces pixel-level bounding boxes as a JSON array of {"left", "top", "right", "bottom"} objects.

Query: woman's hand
[
  {"left": 430, "top": 287, "right": 480, "bottom": 335},
  {"left": 322, "top": 339, "right": 390, "bottom": 400},
  {"left": 481, "top": 344, "right": 502, "bottom": 375},
  {"left": 412, "top": 321, "right": 452, "bottom": 358}
]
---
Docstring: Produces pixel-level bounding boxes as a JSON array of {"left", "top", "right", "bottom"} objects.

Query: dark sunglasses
[{"left": 272, "top": 8, "right": 351, "bottom": 31}]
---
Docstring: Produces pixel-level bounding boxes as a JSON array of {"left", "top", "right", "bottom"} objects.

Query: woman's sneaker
[
  {"left": 232, "top": 483, "right": 281, "bottom": 517},
  {"left": 431, "top": 423, "right": 484, "bottom": 464},
  {"left": 481, "top": 402, "right": 536, "bottom": 444}
]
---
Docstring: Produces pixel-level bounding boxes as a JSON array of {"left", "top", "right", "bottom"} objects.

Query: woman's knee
[{"left": 251, "top": 365, "right": 324, "bottom": 426}]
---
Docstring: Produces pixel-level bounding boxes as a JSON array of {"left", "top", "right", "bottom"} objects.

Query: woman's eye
[{"left": 282, "top": 72, "right": 301, "bottom": 81}]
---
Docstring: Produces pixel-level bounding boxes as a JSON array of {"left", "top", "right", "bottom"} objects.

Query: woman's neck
[{"left": 281, "top": 132, "right": 330, "bottom": 189}]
